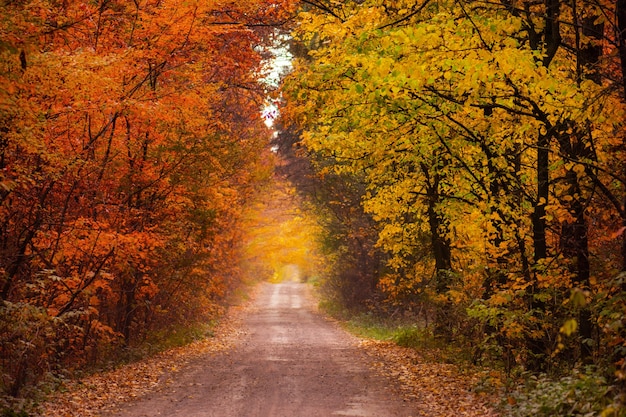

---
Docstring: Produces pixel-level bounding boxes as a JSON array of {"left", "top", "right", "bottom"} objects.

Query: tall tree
[
  {"left": 0, "top": 0, "right": 296, "bottom": 396},
  {"left": 284, "top": 0, "right": 626, "bottom": 374}
]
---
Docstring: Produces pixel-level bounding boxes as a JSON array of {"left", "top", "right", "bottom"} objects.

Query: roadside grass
[
  {"left": 319, "top": 299, "right": 471, "bottom": 365},
  {"left": 137, "top": 322, "right": 217, "bottom": 356},
  {"left": 319, "top": 298, "right": 624, "bottom": 417}
]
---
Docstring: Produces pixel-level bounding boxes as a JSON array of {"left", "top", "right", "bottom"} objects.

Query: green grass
[
  {"left": 346, "top": 315, "right": 400, "bottom": 341},
  {"left": 319, "top": 299, "right": 429, "bottom": 347},
  {"left": 319, "top": 299, "right": 471, "bottom": 366},
  {"left": 344, "top": 313, "right": 434, "bottom": 350},
  {"left": 146, "top": 322, "right": 217, "bottom": 350}
]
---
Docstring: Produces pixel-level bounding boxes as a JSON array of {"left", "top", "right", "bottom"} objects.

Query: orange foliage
[{"left": 0, "top": 0, "right": 296, "bottom": 398}]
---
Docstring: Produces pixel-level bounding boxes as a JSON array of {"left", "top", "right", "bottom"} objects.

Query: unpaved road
[{"left": 106, "top": 282, "right": 419, "bottom": 417}]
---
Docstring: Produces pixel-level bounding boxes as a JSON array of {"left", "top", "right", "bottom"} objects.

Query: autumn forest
[
  {"left": 2, "top": 0, "right": 626, "bottom": 415},
  {"left": 0, "top": 0, "right": 298, "bottom": 401}
]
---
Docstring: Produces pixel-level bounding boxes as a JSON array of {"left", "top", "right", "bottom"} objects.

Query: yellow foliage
[{"left": 241, "top": 179, "right": 326, "bottom": 283}]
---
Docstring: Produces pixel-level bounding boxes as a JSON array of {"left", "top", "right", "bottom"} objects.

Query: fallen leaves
[
  {"left": 38, "top": 299, "right": 252, "bottom": 417},
  {"left": 359, "top": 339, "right": 499, "bottom": 417},
  {"left": 38, "top": 286, "right": 499, "bottom": 417}
]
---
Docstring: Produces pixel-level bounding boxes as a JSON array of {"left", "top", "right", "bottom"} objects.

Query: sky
[{"left": 261, "top": 33, "right": 293, "bottom": 129}]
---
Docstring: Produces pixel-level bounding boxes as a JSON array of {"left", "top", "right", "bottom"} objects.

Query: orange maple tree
[{"left": 0, "top": 0, "right": 296, "bottom": 398}]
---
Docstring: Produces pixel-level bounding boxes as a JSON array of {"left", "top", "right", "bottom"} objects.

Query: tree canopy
[
  {"left": 283, "top": 0, "right": 626, "bottom": 410},
  {"left": 0, "top": 0, "right": 296, "bottom": 398}
]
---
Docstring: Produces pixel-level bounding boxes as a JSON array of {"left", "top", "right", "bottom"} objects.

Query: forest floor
[{"left": 39, "top": 281, "right": 499, "bottom": 417}]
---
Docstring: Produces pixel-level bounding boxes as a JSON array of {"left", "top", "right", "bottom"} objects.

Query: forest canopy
[
  {"left": 0, "top": 0, "right": 296, "bottom": 399},
  {"left": 3, "top": 0, "right": 626, "bottom": 414},
  {"left": 282, "top": 0, "right": 626, "bottom": 412}
]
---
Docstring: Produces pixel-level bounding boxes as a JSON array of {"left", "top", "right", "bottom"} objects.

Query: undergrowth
[
  {"left": 0, "top": 282, "right": 256, "bottom": 417},
  {"left": 319, "top": 299, "right": 624, "bottom": 417},
  {"left": 319, "top": 300, "right": 468, "bottom": 365},
  {"left": 0, "top": 318, "right": 223, "bottom": 417},
  {"left": 132, "top": 322, "right": 217, "bottom": 359},
  {"left": 503, "top": 370, "right": 623, "bottom": 417}
]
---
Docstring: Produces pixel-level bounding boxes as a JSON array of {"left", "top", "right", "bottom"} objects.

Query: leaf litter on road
[
  {"left": 40, "top": 286, "right": 499, "bottom": 417},
  {"left": 359, "top": 339, "right": 499, "bottom": 417}
]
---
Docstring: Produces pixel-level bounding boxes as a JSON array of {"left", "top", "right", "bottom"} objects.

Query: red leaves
[{"left": 1, "top": 0, "right": 294, "bottom": 398}]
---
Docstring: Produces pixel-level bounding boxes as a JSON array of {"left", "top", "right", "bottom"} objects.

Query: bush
[
  {"left": 393, "top": 326, "right": 423, "bottom": 349},
  {"left": 504, "top": 371, "right": 617, "bottom": 417}
]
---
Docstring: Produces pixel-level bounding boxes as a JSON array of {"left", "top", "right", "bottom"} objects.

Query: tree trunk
[
  {"left": 617, "top": 0, "right": 626, "bottom": 275},
  {"left": 421, "top": 162, "right": 452, "bottom": 292},
  {"left": 533, "top": 134, "right": 549, "bottom": 262}
]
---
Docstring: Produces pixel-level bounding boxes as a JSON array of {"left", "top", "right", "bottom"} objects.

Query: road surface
[{"left": 105, "top": 282, "right": 419, "bottom": 417}]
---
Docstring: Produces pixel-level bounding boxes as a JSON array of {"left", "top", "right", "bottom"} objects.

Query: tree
[
  {"left": 284, "top": 0, "right": 626, "bottom": 381},
  {"left": 0, "top": 0, "right": 296, "bottom": 397}
]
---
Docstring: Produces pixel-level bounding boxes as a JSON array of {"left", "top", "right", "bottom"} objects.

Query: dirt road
[{"left": 105, "top": 282, "right": 419, "bottom": 417}]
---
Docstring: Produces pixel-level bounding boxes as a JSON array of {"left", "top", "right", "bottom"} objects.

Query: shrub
[{"left": 504, "top": 371, "right": 616, "bottom": 417}]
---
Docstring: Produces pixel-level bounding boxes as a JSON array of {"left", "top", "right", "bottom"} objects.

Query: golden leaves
[
  {"left": 40, "top": 297, "right": 248, "bottom": 417},
  {"left": 241, "top": 179, "right": 325, "bottom": 283},
  {"left": 361, "top": 339, "right": 499, "bottom": 417},
  {"left": 283, "top": 2, "right": 626, "bottom": 394}
]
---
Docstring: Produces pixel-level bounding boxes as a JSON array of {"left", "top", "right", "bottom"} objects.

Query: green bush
[
  {"left": 393, "top": 326, "right": 423, "bottom": 349},
  {"left": 504, "top": 372, "right": 618, "bottom": 417}
]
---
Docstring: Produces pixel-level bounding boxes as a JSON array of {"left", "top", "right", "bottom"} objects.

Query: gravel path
[{"left": 104, "top": 281, "right": 419, "bottom": 417}]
